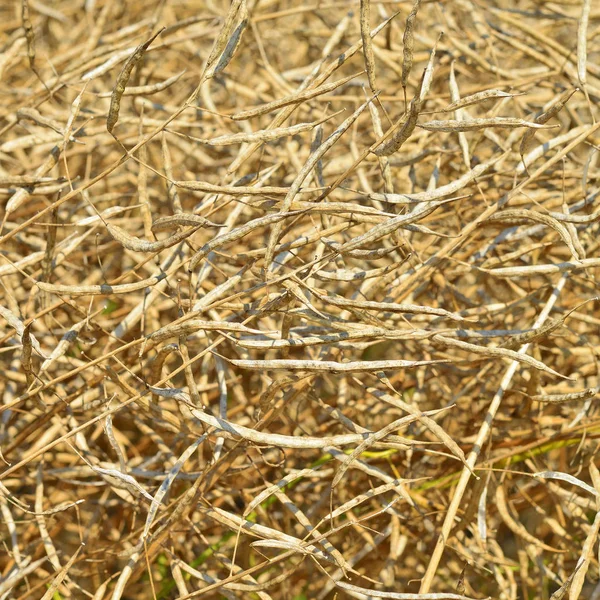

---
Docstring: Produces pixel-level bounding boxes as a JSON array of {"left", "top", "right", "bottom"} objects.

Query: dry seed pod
[
  {"left": 431, "top": 334, "right": 568, "bottom": 379},
  {"left": 322, "top": 238, "right": 398, "bottom": 259},
  {"left": 0, "top": 175, "right": 60, "bottom": 186},
  {"left": 366, "top": 159, "right": 495, "bottom": 204},
  {"left": 37, "top": 273, "right": 167, "bottom": 296},
  {"left": 314, "top": 261, "right": 404, "bottom": 282},
  {"left": 448, "top": 61, "right": 470, "bottom": 167},
  {"left": 209, "top": 4, "right": 248, "bottom": 77},
  {"left": 151, "top": 213, "right": 225, "bottom": 231},
  {"left": 174, "top": 180, "right": 300, "bottom": 196},
  {"left": 227, "top": 357, "right": 448, "bottom": 373},
  {"left": 529, "top": 388, "right": 598, "bottom": 403},
  {"left": 232, "top": 327, "right": 422, "bottom": 350},
  {"left": 17, "top": 107, "right": 64, "bottom": 135},
  {"left": 22, "top": 322, "right": 34, "bottom": 386},
  {"left": 198, "top": 114, "right": 337, "bottom": 146},
  {"left": 418, "top": 117, "right": 556, "bottom": 132},
  {"left": 148, "top": 344, "right": 178, "bottom": 385},
  {"left": 578, "top": 0, "right": 591, "bottom": 97},
  {"left": 160, "top": 133, "right": 181, "bottom": 214},
  {"left": 0, "top": 306, "right": 46, "bottom": 357},
  {"left": 366, "top": 91, "right": 394, "bottom": 193},
  {"left": 97, "top": 71, "right": 185, "bottom": 98},
  {"left": 204, "top": 0, "right": 245, "bottom": 74},
  {"left": 360, "top": 0, "right": 377, "bottom": 91},
  {"left": 439, "top": 89, "right": 518, "bottom": 113},
  {"left": 21, "top": 0, "right": 46, "bottom": 88},
  {"left": 149, "top": 319, "right": 268, "bottom": 343},
  {"left": 40, "top": 319, "right": 87, "bottom": 373},
  {"left": 230, "top": 72, "right": 362, "bottom": 121},
  {"left": 484, "top": 209, "right": 582, "bottom": 260},
  {"left": 337, "top": 200, "right": 443, "bottom": 252},
  {"left": 374, "top": 95, "right": 421, "bottom": 156},
  {"left": 188, "top": 210, "right": 305, "bottom": 271},
  {"left": 6, "top": 146, "right": 61, "bottom": 214},
  {"left": 419, "top": 33, "right": 442, "bottom": 103},
  {"left": 314, "top": 291, "right": 465, "bottom": 321},
  {"left": 106, "top": 223, "right": 200, "bottom": 253},
  {"left": 401, "top": 0, "right": 421, "bottom": 107},
  {"left": 484, "top": 257, "right": 600, "bottom": 278},
  {"left": 106, "top": 28, "right": 163, "bottom": 134}
]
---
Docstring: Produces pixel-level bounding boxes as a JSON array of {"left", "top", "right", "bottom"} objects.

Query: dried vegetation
[{"left": 1, "top": 0, "right": 600, "bottom": 598}]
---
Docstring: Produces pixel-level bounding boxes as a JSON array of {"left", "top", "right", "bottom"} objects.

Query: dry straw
[{"left": 1, "top": 1, "right": 600, "bottom": 599}]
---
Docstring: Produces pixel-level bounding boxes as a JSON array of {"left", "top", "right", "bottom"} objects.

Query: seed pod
[
  {"left": 360, "top": 0, "right": 377, "bottom": 91},
  {"left": 107, "top": 28, "right": 163, "bottom": 134},
  {"left": 374, "top": 95, "right": 421, "bottom": 156},
  {"left": 151, "top": 213, "right": 225, "bottom": 231},
  {"left": 419, "top": 117, "right": 555, "bottom": 132},
  {"left": 401, "top": 0, "right": 421, "bottom": 107},
  {"left": 106, "top": 223, "right": 200, "bottom": 253},
  {"left": 22, "top": 322, "right": 34, "bottom": 386},
  {"left": 230, "top": 72, "right": 362, "bottom": 121}
]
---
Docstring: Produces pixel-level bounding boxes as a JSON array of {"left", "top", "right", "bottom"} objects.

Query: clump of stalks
[{"left": 1, "top": 1, "right": 600, "bottom": 599}]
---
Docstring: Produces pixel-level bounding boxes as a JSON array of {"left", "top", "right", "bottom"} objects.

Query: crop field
[{"left": 1, "top": 1, "right": 600, "bottom": 598}]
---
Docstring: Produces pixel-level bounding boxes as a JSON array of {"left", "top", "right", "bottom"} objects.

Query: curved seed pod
[
  {"left": 230, "top": 72, "right": 363, "bottom": 121},
  {"left": 151, "top": 213, "right": 224, "bottom": 231},
  {"left": 431, "top": 334, "right": 568, "bottom": 379},
  {"left": 21, "top": 0, "right": 47, "bottom": 89},
  {"left": 484, "top": 208, "right": 581, "bottom": 260},
  {"left": 196, "top": 114, "right": 336, "bottom": 146},
  {"left": 148, "top": 344, "right": 179, "bottom": 385},
  {"left": 106, "top": 223, "right": 200, "bottom": 252},
  {"left": 40, "top": 319, "right": 87, "bottom": 372},
  {"left": 314, "top": 291, "right": 465, "bottom": 321},
  {"left": 366, "top": 159, "right": 494, "bottom": 204},
  {"left": 374, "top": 95, "right": 421, "bottom": 156},
  {"left": 401, "top": 0, "right": 421, "bottom": 106},
  {"left": 495, "top": 484, "right": 564, "bottom": 553},
  {"left": 336, "top": 201, "right": 444, "bottom": 252},
  {"left": 204, "top": 0, "right": 245, "bottom": 74},
  {"left": 37, "top": 273, "right": 167, "bottom": 296},
  {"left": 149, "top": 319, "right": 269, "bottom": 343},
  {"left": 107, "top": 28, "right": 163, "bottom": 134},
  {"left": 16, "top": 107, "right": 64, "bottom": 135},
  {"left": 98, "top": 71, "right": 185, "bottom": 98},
  {"left": 188, "top": 211, "right": 306, "bottom": 272},
  {"left": 438, "top": 89, "right": 518, "bottom": 113},
  {"left": 313, "top": 261, "right": 404, "bottom": 282},
  {"left": 208, "top": 3, "right": 248, "bottom": 78}
]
